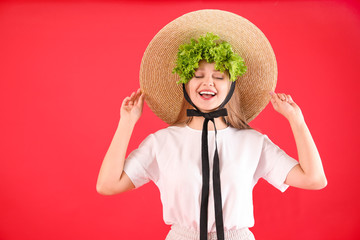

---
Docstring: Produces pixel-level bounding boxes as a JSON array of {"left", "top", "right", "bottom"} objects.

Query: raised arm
[
  {"left": 96, "top": 88, "right": 144, "bottom": 195},
  {"left": 270, "top": 92, "right": 327, "bottom": 190}
]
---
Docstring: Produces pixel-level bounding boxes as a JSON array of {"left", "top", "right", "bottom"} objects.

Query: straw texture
[{"left": 140, "top": 9, "right": 277, "bottom": 124}]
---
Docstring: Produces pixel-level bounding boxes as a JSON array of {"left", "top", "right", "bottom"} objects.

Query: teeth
[{"left": 200, "top": 91, "right": 215, "bottom": 95}]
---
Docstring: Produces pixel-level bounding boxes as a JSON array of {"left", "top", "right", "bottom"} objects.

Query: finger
[
  {"left": 127, "top": 91, "right": 136, "bottom": 103},
  {"left": 288, "top": 95, "right": 294, "bottom": 103},
  {"left": 133, "top": 94, "right": 138, "bottom": 105},
  {"left": 277, "top": 93, "right": 286, "bottom": 101},
  {"left": 133, "top": 88, "right": 142, "bottom": 105},
  {"left": 137, "top": 92, "right": 145, "bottom": 108},
  {"left": 134, "top": 91, "right": 145, "bottom": 107},
  {"left": 282, "top": 94, "right": 288, "bottom": 102},
  {"left": 129, "top": 91, "right": 136, "bottom": 101},
  {"left": 284, "top": 94, "right": 290, "bottom": 103},
  {"left": 269, "top": 93, "right": 279, "bottom": 109},
  {"left": 279, "top": 94, "right": 294, "bottom": 104},
  {"left": 281, "top": 93, "right": 285, "bottom": 101},
  {"left": 269, "top": 92, "right": 276, "bottom": 102},
  {"left": 285, "top": 94, "right": 290, "bottom": 103},
  {"left": 270, "top": 97, "right": 277, "bottom": 108},
  {"left": 270, "top": 91, "right": 278, "bottom": 100},
  {"left": 122, "top": 96, "right": 131, "bottom": 107},
  {"left": 269, "top": 91, "right": 280, "bottom": 106},
  {"left": 271, "top": 92, "right": 283, "bottom": 103}
]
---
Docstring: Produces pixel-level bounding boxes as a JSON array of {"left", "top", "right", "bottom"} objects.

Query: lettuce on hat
[{"left": 172, "top": 33, "right": 247, "bottom": 84}]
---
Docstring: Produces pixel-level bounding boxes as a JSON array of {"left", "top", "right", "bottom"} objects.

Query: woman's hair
[
  {"left": 172, "top": 84, "right": 251, "bottom": 130},
  {"left": 223, "top": 86, "right": 252, "bottom": 130}
]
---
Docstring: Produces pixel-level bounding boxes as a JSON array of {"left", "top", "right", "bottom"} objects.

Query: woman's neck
[{"left": 187, "top": 116, "right": 228, "bottom": 130}]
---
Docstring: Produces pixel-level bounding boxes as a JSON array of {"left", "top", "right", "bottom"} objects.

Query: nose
[{"left": 202, "top": 76, "right": 214, "bottom": 87}]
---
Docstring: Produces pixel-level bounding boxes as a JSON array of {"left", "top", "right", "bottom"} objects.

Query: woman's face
[{"left": 186, "top": 60, "right": 231, "bottom": 113}]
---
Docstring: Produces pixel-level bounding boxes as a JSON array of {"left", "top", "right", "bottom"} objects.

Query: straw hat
[{"left": 140, "top": 9, "right": 277, "bottom": 124}]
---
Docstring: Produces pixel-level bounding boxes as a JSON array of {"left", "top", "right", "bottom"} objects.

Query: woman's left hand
[{"left": 269, "top": 92, "right": 304, "bottom": 124}]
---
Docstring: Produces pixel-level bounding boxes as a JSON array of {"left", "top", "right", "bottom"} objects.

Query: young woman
[{"left": 96, "top": 10, "right": 327, "bottom": 240}]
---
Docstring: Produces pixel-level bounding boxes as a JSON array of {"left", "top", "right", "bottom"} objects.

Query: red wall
[{"left": 1, "top": 1, "right": 359, "bottom": 239}]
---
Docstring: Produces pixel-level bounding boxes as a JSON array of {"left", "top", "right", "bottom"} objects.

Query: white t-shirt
[{"left": 123, "top": 125, "right": 298, "bottom": 232}]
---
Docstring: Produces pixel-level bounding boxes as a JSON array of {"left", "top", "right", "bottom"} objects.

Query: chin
[{"left": 193, "top": 99, "right": 222, "bottom": 112}]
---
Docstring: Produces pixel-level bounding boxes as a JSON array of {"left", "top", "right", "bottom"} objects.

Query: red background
[{"left": 1, "top": 0, "right": 359, "bottom": 239}]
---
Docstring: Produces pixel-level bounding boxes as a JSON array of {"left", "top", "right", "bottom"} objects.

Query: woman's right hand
[
  {"left": 97, "top": 89, "right": 143, "bottom": 195},
  {"left": 120, "top": 88, "right": 145, "bottom": 124}
]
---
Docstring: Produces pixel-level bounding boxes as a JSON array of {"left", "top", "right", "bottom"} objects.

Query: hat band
[{"left": 183, "top": 82, "right": 236, "bottom": 240}]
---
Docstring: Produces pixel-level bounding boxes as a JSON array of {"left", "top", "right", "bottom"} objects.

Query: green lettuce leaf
[{"left": 172, "top": 33, "right": 247, "bottom": 84}]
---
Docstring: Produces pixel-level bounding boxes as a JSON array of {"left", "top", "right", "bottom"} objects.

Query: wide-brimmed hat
[{"left": 140, "top": 9, "right": 277, "bottom": 124}]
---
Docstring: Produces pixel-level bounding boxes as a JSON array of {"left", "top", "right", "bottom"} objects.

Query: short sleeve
[
  {"left": 256, "top": 135, "right": 299, "bottom": 192},
  {"left": 123, "top": 134, "right": 159, "bottom": 189}
]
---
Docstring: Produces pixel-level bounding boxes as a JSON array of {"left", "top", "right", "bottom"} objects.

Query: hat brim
[{"left": 140, "top": 9, "right": 277, "bottom": 124}]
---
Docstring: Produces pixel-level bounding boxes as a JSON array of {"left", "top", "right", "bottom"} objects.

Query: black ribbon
[{"left": 182, "top": 82, "right": 236, "bottom": 240}]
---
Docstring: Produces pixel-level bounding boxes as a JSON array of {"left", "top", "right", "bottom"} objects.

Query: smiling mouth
[{"left": 199, "top": 91, "right": 216, "bottom": 99}]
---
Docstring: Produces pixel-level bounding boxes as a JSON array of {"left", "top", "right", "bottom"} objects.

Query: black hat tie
[{"left": 182, "top": 82, "right": 236, "bottom": 240}]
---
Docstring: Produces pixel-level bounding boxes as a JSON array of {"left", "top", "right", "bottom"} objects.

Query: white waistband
[{"left": 165, "top": 225, "right": 255, "bottom": 240}]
